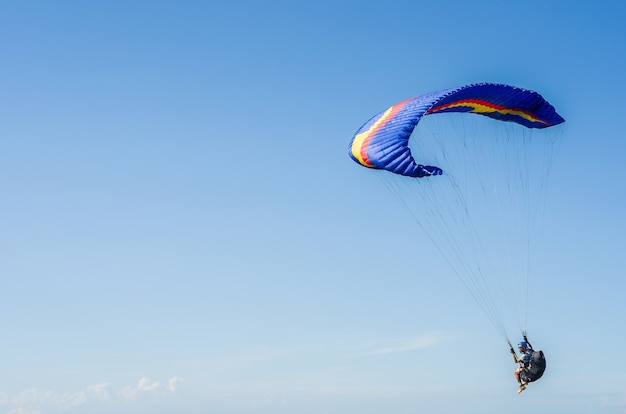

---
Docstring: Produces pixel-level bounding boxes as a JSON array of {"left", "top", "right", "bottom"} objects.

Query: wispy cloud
[
  {"left": 167, "top": 377, "right": 183, "bottom": 392},
  {"left": 355, "top": 335, "right": 442, "bottom": 357},
  {"left": 1, "top": 377, "right": 182, "bottom": 413},
  {"left": 8, "top": 408, "right": 42, "bottom": 414},
  {"left": 121, "top": 377, "right": 163, "bottom": 400}
]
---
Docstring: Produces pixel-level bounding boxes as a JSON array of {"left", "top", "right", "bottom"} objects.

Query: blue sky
[{"left": 1, "top": 1, "right": 625, "bottom": 413}]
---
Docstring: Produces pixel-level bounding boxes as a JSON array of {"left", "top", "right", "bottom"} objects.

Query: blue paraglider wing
[{"left": 349, "top": 83, "right": 564, "bottom": 177}]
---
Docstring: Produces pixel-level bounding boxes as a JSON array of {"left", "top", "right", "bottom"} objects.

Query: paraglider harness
[{"left": 520, "top": 349, "right": 546, "bottom": 383}]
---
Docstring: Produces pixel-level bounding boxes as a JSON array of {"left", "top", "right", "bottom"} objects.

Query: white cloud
[
  {"left": 137, "top": 377, "right": 160, "bottom": 392},
  {"left": 84, "top": 382, "right": 111, "bottom": 401},
  {"left": 120, "top": 376, "right": 183, "bottom": 400},
  {"left": 3, "top": 377, "right": 181, "bottom": 413},
  {"left": 167, "top": 377, "right": 183, "bottom": 392},
  {"left": 120, "top": 385, "right": 139, "bottom": 401}
]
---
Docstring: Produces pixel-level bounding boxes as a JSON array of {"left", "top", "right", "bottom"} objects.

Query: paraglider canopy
[{"left": 349, "top": 83, "right": 564, "bottom": 177}]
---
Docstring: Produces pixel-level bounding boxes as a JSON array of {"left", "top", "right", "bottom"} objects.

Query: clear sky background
[{"left": 1, "top": 1, "right": 625, "bottom": 413}]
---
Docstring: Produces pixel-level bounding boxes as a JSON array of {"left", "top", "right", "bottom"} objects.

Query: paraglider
[
  {"left": 349, "top": 83, "right": 563, "bottom": 392},
  {"left": 510, "top": 334, "right": 546, "bottom": 393}
]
